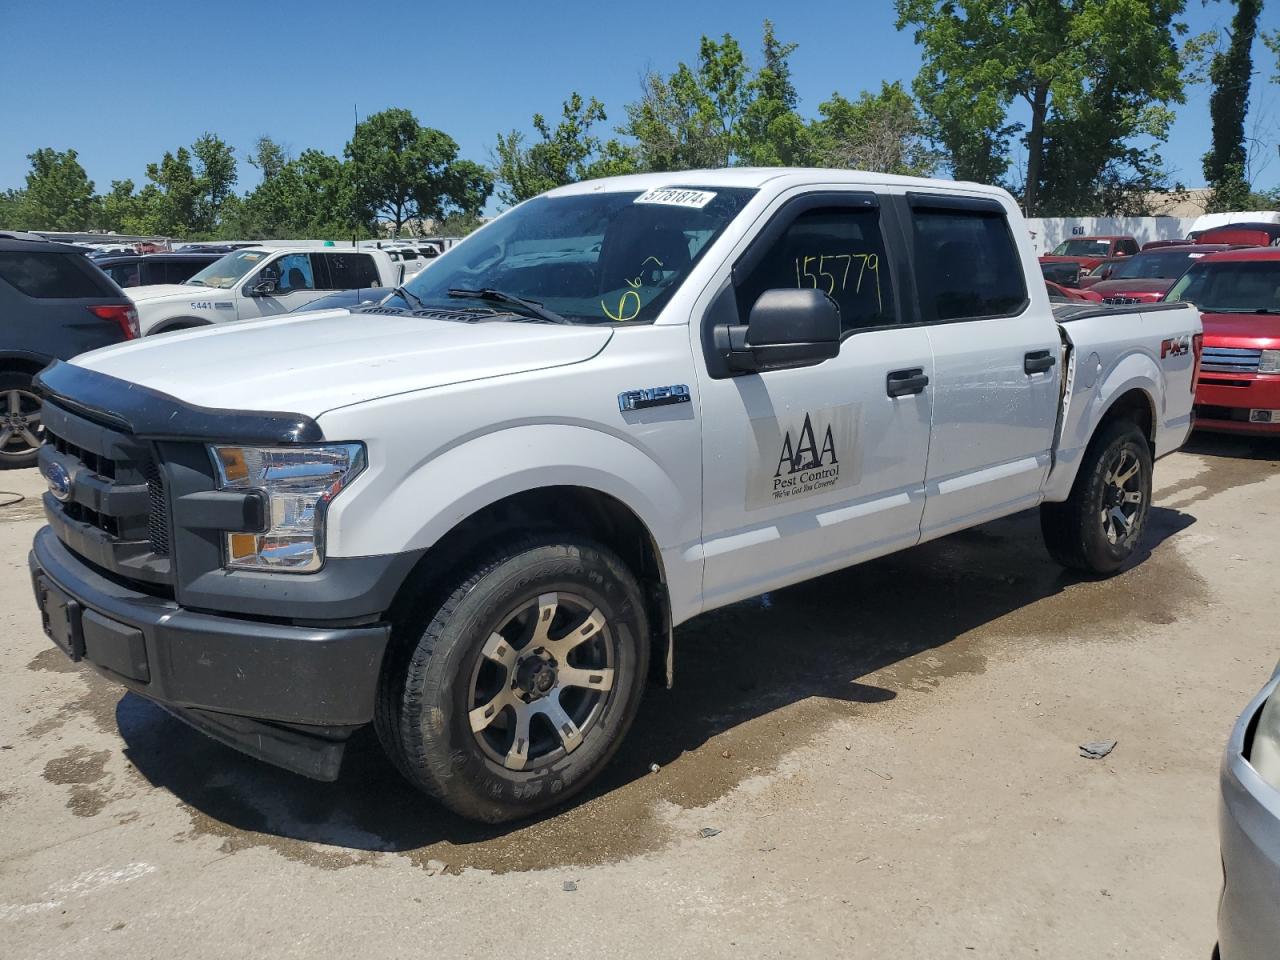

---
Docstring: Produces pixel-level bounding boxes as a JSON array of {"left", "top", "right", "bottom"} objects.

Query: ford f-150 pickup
[
  {"left": 127, "top": 245, "right": 400, "bottom": 336},
  {"left": 29, "top": 169, "right": 1201, "bottom": 822}
]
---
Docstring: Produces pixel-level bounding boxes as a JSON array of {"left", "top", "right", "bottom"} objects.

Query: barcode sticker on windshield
[{"left": 634, "top": 188, "right": 717, "bottom": 209}]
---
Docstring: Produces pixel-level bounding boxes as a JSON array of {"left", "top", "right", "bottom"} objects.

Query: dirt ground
[{"left": 1, "top": 433, "right": 1277, "bottom": 959}]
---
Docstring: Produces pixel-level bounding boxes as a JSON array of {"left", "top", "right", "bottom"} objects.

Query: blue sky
[{"left": 3, "top": 0, "right": 1279, "bottom": 200}]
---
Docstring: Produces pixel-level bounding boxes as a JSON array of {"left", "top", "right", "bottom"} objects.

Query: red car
[
  {"left": 1088, "top": 245, "right": 1231, "bottom": 304},
  {"left": 1045, "top": 280, "right": 1102, "bottom": 302},
  {"left": 1192, "top": 222, "right": 1280, "bottom": 247},
  {"left": 1166, "top": 248, "right": 1280, "bottom": 435},
  {"left": 1041, "top": 235, "right": 1139, "bottom": 271}
]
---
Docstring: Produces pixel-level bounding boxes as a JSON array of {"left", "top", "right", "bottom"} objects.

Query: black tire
[
  {"left": 1040, "top": 417, "right": 1153, "bottom": 576},
  {"left": 375, "top": 535, "right": 649, "bottom": 822},
  {"left": 0, "top": 371, "right": 44, "bottom": 470}
]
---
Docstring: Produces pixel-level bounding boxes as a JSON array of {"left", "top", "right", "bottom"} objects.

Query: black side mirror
[
  {"left": 715, "top": 288, "right": 841, "bottom": 374},
  {"left": 250, "top": 278, "right": 278, "bottom": 296}
]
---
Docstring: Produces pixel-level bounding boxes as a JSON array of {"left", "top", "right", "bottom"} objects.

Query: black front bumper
[{"left": 30, "top": 526, "right": 391, "bottom": 780}]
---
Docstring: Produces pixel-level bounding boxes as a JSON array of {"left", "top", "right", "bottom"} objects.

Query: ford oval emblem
[{"left": 46, "top": 461, "right": 72, "bottom": 503}]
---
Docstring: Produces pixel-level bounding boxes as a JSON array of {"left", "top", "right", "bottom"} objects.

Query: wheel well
[
  {"left": 1099, "top": 388, "right": 1155, "bottom": 450},
  {"left": 388, "top": 486, "right": 672, "bottom": 685},
  {"left": 0, "top": 357, "right": 50, "bottom": 379}
]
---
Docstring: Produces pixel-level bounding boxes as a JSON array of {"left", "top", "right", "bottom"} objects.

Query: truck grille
[
  {"left": 1200, "top": 346, "right": 1261, "bottom": 374},
  {"left": 40, "top": 402, "right": 173, "bottom": 586},
  {"left": 1101, "top": 296, "right": 1142, "bottom": 305}
]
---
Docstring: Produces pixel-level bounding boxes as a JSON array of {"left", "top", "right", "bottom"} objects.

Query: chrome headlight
[
  {"left": 1250, "top": 683, "right": 1280, "bottom": 791},
  {"left": 1258, "top": 349, "right": 1280, "bottom": 374},
  {"left": 210, "top": 443, "right": 365, "bottom": 573}
]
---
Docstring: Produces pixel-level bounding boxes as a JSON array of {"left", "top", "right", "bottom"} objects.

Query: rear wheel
[
  {"left": 0, "top": 372, "right": 44, "bottom": 469},
  {"left": 1041, "top": 418, "right": 1152, "bottom": 575},
  {"left": 376, "top": 535, "right": 649, "bottom": 822}
]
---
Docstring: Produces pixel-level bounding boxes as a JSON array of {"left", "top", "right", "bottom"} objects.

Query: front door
[
  {"left": 238, "top": 253, "right": 326, "bottom": 319},
  {"left": 694, "top": 191, "right": 935, "bottom": 610}
]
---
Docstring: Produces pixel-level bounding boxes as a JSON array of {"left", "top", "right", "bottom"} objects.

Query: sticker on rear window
[{"left": 634, "top": 188, "right": 717, "bottom": 209}]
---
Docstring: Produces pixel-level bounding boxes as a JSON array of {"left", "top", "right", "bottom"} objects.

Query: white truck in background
[
  {"left": 31, "top": 169, "right": 1200, "bottom": 824},
  {"left": 126, "top": 245, "right": 401, "bottom": 335}
]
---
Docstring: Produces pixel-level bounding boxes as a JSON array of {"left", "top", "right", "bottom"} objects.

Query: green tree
[
  {"left": 622, "top": 33, "right": 754, "bottom": 170},
  {"left": 896, "top": 0, "right": 1188, "bottom": 215},
  {"left": 139, "top": 147, "right": 201, "bottom": 236},
  {"left": 346, "top": 108, "right": 489, "bottom": 234},
  {"left": 1203, "top": 0, "right": 1263, "bottom": 212},
  {"left": 808, "top": 81, "right": 939, "bottom": 176},
  {"left": 21, "top": 148, "right": 97, "bottom": 230},
  {"left": 97, "top": 179, "right": 150, "bottom": 233},
  {"left": 191, "top": 133, "right": 238, "bottom": 233},
  {"left": 493, "top": 93, "right": 636, "bottom": 205},
  {"left": 739, "top": 20, "right": 809, "bottom": 166},
  {"left": 232, "top": 146, "right": 372, "bottom": 240},
  {"left": 0, "top": 189, "right": 27, "bottom": 228}
]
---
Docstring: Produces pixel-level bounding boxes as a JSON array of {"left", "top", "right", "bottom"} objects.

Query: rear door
[
  {"left": 898, "top": 193, "right": 1060, "bottom": 540},
  {"left": 695, "top": 190, "right": 935, "bottom": 608}
]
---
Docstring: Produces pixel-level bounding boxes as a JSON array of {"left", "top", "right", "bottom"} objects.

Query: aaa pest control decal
[{"left": 747, "top": 404, "right": 861, "bottom": 510}]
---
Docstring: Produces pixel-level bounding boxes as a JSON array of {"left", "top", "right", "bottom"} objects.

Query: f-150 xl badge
[{"left": 618, "top": 385, "right": 691, "bottom": 412}]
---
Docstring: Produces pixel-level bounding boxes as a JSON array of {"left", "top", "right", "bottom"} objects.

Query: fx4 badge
[
  {"left": 618, "top": 384, "right": 691, "bottom": 412},
  {"left": 1160, "top": 335, "right": 1191, "bottom": 359}
]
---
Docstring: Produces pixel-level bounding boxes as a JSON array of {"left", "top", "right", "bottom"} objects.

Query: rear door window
[
  {"left": 908, "top": 204, "right": 1027, "bottom": 321},
  {"left": 0, "top": 252, "right": 119, "bottom": 298},
  {"left": 323, "top": 253, "right": 381, "bottom": 289}
]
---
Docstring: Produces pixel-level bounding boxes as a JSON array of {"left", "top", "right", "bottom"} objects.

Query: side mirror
[
  {"left": 715, "top": 288, "right": 841, "bottom": 374},
  {"left": 250, "top": 278, "right": 278, "bottom": 296}
]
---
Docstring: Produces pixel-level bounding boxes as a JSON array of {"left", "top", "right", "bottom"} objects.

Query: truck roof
[{"left": 543, "top": 167, "right": 1011, "bottom": 201}]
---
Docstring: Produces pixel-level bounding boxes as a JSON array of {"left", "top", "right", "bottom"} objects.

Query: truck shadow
[
  {"left": 118, "top": 503, "right": 1197, "bottom": 866},
  {"left": 1182, "top": 431, "right": 1280, "bottom": 463}
]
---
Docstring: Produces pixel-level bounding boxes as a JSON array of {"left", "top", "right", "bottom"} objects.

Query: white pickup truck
[
  {"left": 30, "top": 169, "right": 1200, "bottom": 823},
  {"left": 127, "top": 245, "right": 401, "bottom": 335}
]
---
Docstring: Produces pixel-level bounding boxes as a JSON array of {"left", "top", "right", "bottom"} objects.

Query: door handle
[
  {"left": 1025, "top": 350, "right": 1056, "bottom": 375},
  {"left": 886, "top": 368, "right": 929, "bottom": 397}
]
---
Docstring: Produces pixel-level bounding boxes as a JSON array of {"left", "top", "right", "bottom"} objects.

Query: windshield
[
  {"left": 1166, "top": 260, "right": 1280, "bottom": 312},
  {"left": 391, "top": 187, "right": 757, "bottom": 324},
  {"left": 185, "top": 249, "right": 271, "bottom": 289},
  {"left": 1109, "top": 250, "right": 1202, "bottom": 281},
  {"left": 1052, "top": 238, "right": 1112, "bottom": 257}
]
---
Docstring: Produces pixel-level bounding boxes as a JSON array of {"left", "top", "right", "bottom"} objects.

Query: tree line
[{"left": 3, "top": 4, "right": 1278, "bottom": 239}]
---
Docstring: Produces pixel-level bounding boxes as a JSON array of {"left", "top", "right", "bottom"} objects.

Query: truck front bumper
[
  {"left": 1196, "top": 374, "right": 1280, "bottom": 436},
  {"left": 29, "top": 526, "right": 390, "bottom": 781}
]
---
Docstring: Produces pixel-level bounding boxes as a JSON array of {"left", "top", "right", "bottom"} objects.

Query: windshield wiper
[
  {"left": 184, "top": 279, "right": 207, "bottom": 286},
  {"left": 393, "top": 284, "right": 427, "bottom": 311},
  {"left": 447, "top": 287, "right": 571, "bottom": 324}
]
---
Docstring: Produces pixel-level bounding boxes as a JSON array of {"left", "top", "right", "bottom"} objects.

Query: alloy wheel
[
  {"left": 1100, "top": 448, "right": 1143, "bottom": 546},
  {"left": 467, "top": 591, "right": 616, "bottom": 772},
  {"left": 0, "top": 389, "right": 43, "bottom": 457}
]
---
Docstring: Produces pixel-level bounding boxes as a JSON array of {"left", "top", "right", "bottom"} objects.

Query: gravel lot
[{"left": 1, "top": 434, "right": 1276, "bottom": 959}]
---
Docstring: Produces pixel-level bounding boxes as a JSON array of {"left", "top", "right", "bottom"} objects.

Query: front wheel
[
  {"left": 1040, "top": 418, "right": 1153, "bottom": 576},
  {"left": 376, "top": 536, "right": 649, "bottom": 822}
]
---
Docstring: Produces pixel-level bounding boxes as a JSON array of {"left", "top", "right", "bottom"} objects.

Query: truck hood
[
  {"left": 127, "top": 283, "right": 210, "bottom": 303},
  {"left": 70, "top": 308, "right": 615, "bottom": 417},
  {"left": 1200, "top": 311, "right": 1280, "bottom": 348}
]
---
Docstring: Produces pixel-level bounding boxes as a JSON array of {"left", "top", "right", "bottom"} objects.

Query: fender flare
[{"left": 147, "top": 316, "right": 213, "bottom": 336}]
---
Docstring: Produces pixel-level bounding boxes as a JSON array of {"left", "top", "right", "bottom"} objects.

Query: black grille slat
[{"left": 144, "top": 461, "right": 170, "bottom": 556}]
